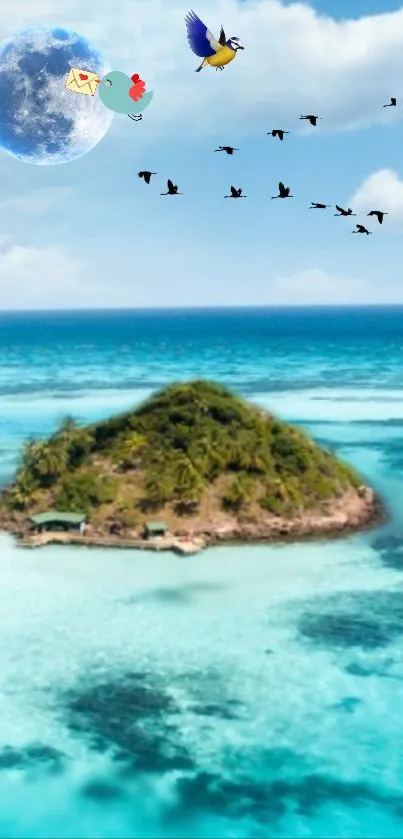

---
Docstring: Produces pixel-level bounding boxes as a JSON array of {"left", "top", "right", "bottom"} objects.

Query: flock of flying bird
[
  {"left": 132, "top": 10, "right": 396, "bottom": 234},
  {"left": 137, "top": 96, "right": 398, "bottom": 234}
]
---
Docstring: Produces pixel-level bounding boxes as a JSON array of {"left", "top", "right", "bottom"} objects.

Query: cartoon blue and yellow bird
[{"left": 185, "top": 9, "right": 244, "bottom": 72}]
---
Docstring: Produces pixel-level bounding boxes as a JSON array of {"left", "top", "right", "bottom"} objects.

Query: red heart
[
  {"left": 131, "top": 73, "right": 139, "bottom": 83},
  {"left": 79, "top": 73, "right": 88, "bottom": 80}
]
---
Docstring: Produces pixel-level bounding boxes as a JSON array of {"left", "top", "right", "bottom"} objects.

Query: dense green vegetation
[{"left": 0, "top": 380, "right": 362, "bottom": 525}]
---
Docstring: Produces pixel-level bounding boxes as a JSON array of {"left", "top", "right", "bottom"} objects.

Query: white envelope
[{"left": 65, "top": 68, "right": 100, "bottom": 96}]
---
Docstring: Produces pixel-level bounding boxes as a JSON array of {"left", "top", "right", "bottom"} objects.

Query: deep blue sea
[{"left": 1, "top": 306, "right": 403, "bottom": 839}]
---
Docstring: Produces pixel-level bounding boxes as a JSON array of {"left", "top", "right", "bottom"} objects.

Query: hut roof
[
  {"left": 29, "top": 511, "right": 86, "bottom": 526},
  {"left": 145, "top": 521, "right": 167, "bottom": 532}
]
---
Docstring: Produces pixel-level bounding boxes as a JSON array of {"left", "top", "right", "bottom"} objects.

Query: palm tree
[
  {"left": 222, "top": 474, "right": 254, "bottom": 511},
  {"left": 187, "top": 434, "right": 213, "bottom": 474},
  {"left": 54, "top": 415, "right": 78, "bottom": 436},
  {"left": 143, "top": 470, "right": 174, "bottom": 506},
  {"left": 20, "top": 438, "right": 42, "bottom": 470},
  {"left": 225, "top": 437, "right": 251, "bottom": 471},
  {"left": 115, "top": 432, "right": 147, "bottom": 468},
  {"left": 248, "top": 444, "right": 271, "bottom": 473},
  {"left": 192, "top": 393, "right": 210, "bottom": 418},
  {"left": 172, "top": 456, "right": 203, "bottom": 504},
  {"left": 42, "top": 443, "right": 67, "bottom": 475},
  {"left": 8, "top": 486, "right": 29, "bottom": 510},
  {"left": 52, "top": 416, "right": 94, "bottom": 467},
  {"left": 68, "top": 427, "right": 94, "bottom": 465},
  {"left": 8, "top": 468, "right": 37, "bottom": 509},
  {"left": 28, "top": 441, "right": 68, "bottom": 486},
  {"left": 222, "top": 478, "right": 247, "bottom": 511},
  {"left": 20, "top": 436, "right": 68, "bottom": 481},
  {"left": 265, "top": 477, "right": 287, "bottom": 501}
]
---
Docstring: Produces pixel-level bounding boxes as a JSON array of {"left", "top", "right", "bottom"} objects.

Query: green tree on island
[{"left": 0, "top": 380, "right": 368, "bottom": 539}]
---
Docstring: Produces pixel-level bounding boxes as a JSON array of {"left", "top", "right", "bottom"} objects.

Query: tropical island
[{"left": 0, "top": 380, "right": 381, "bottom": 552}]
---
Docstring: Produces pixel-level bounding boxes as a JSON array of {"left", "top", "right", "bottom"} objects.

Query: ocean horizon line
[{"left": 0, "top": 304, "right": 402, "bottom": 316}]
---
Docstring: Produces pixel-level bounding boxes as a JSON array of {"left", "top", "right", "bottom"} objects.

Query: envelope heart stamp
[{"left": 65, "top": 68, "right": 100, "bottom": 96}]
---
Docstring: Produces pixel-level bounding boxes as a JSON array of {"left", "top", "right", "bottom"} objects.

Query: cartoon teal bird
[
  {"left": 97, "top": 71, "right": 154, "bottom": 121},
  {"left": 185, "top": 9, "right": 244, "bottom": 72}
]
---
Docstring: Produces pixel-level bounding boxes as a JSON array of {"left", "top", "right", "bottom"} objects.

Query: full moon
[{"left": 0, "top": 25, "right": 113, "bottom": 165}]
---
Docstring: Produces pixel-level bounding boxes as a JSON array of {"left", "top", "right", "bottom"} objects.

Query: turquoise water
[{"left": 1, "top": 307, "right": 403, "bottom": 838}]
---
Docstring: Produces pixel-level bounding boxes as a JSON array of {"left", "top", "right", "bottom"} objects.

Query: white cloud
[
  {"left": 349, "top": 169, "right": 403, "bottom": 224},
  {"left": 267, "top": 268, "right": 395, "bottom": 305},
  {"left": 0, "top": 1, "right": 403, "bottom": 137},
  {"left": 0, "top": 243, "right": 400, "bottom": 308},
  {"left": 0, "top": 239, "right": 96, "bottom": 308}
]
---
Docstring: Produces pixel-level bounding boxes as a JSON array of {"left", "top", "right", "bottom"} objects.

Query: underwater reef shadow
[
  {"left": 63, "top": 670, "right": 195, "bottom": 774},
  {"left": 61, "top": 664, "right": 248, "bottom": 787},
  {"left": 59, "top": 670, "right": 403, "bottom": 829},
  {"left": 62, "top": 664, "right": 244, "bottom": 772},
  {"left": 372, "top": 530, "right": 403, "bottom": 571},
  {"left": 0, "top": 743, "right": 66, "bottom": 773},
  {"left": 166, "top": 755, "right": 403, "bottom": 828},
  {"left": 298, "top": 588, "right": 403, "bottom": 651},
  {"left": 80, "top": 777, "right": 125, "bottom": 801}
]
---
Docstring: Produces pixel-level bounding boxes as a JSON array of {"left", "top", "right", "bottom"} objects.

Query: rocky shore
[
  {"left": 1, "top": 484, "right": 384, "bottom": 554},
  {"left": 175, "top": 485, "right": 384, "bottom": 546}
]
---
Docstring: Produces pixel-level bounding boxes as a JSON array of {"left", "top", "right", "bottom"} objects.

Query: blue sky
[
  {"left": 284, "top": 0, "right": 401, "bottom": 17},
  {"left": 0, "top": 0, "right": 403, "bottom": 307}
]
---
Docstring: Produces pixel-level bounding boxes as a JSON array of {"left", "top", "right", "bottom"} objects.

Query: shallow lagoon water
[
  {"left": 1, "top": 307, "right": 403, "bottom": 837},
  {"left": 2, "top": 535, "right": 403, "bottom": 838}
]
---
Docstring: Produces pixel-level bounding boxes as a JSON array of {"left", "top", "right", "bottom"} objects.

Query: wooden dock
[{"left": 17, "top": 531, "right": 205, "bottom": 555}]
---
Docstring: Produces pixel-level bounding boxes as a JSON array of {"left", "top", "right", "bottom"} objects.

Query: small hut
[
  {"left": 29, "top": 511, "right": 86, "bottom": 534},
  {"left": 144, "top": 521, "right": 168, "bottom": 540}
]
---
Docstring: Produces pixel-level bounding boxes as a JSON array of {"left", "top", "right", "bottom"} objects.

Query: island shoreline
[
  {"left": 2, "top": 487, "right": 386, "bottom": 554},
  {"left": 0, "top": 381, "right": 386, "bottom": 555}
]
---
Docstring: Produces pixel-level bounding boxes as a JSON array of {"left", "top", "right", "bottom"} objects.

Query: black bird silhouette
[
  {"left": 310, "top": 202, "right": 330, "bottom": 209},
  {"left": 334, "top": 205, "right": 356, "bottom": 216},
  {"left": 138, "top": 171, "right": 157, "bottom": 184},
  {"left": 160, "top": 179, "right": 182, "bottom": 195},
  {"left": 271, "top": 181, "right": 293, "bottom": 198},
  {"left": 214, "top": 145, "right": 238, "bottom": 155},
  {"left": 268, "top": 129, "right": 289, "bottom": 141},
  {"left": 367, "top": 209, "right": 388, "bottom": 224},
  {"left": 300, "top": 114, "right": 321, "bottom": 126},
  {"left": 383, "top": 97, "right": 396, "bottom": 107},
  {"left": 224, "top": 186, "right": 246, "bottom": 198},
  {"left": 352, "top": 224, "right": 371, "bottom": 235}
]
